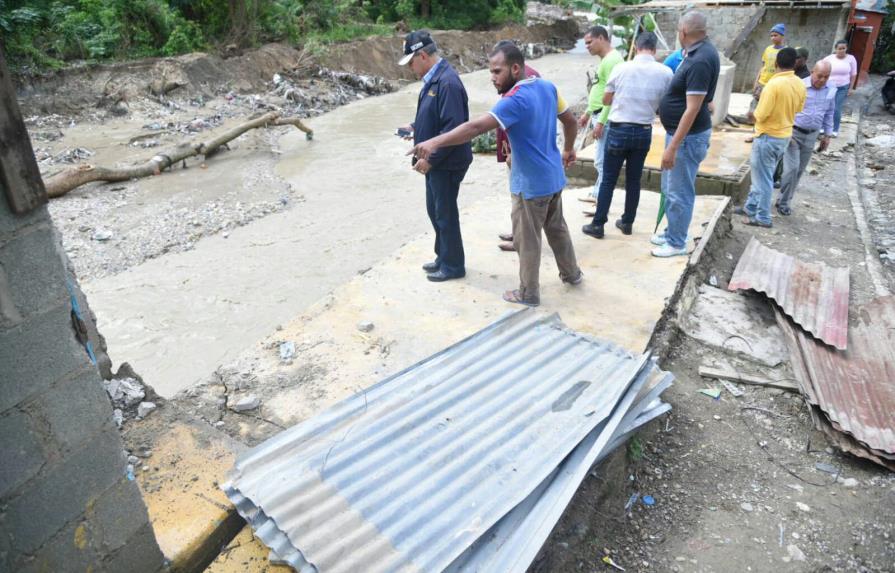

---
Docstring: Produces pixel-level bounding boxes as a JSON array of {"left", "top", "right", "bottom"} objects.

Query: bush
[
  {"left": 871, "top": 0, "right": 895, "bottom": 73},
  {"left": 1, "top": 0, "right": 532, "bottom": 72},
  {"left": 163, "top": 18, "right": 205, "bottom": 56}
]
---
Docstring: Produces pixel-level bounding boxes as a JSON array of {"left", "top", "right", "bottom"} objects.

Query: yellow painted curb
[{"left": 124, "top": 410, "right": 245, "bottom": 572}]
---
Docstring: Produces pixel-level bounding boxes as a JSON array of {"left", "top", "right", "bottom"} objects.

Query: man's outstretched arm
[{"left": 410, "top": 113, "right": 499, "bottom": 160}]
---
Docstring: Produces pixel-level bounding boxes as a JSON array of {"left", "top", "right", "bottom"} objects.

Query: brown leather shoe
[
  {"left": 498, "top": 232, "right": 513, "bottom": 242},
  {"left": 498, "top": 242, "right": 516, "bottom": 252}
]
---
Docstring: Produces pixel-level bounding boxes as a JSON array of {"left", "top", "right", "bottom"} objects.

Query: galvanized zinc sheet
[
  {"left": 729, "top": 237, "right": 850, "bottom": 349},
  {"left": 445, "top": 370, "right": 672, "bottom": 573},
  {"left": 776, "top": 296, "right": 895, "bottom": 465},
  {"left": 224, "top": 309, "right": 655, "bottom": 573}
]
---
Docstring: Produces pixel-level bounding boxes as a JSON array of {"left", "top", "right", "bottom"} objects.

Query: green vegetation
[
  {"left": 0, "top": 0, "right": 526, "bottom": 72},
  {"left": 871, "top": 0, "right": 895, "bottom": 73}
]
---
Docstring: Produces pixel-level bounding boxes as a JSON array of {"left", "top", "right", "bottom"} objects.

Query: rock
[
  {"left": 112, "top": 408, "right": 124, "bottom": 427},
  {"left": 279, "top": 341, "right": 295, "bottom": 361},
  {"left": 865, "top": 134, "right": 895, "bottom": 148},
  {"left": 740, "top": 502, "right": 754, "bottom": 512},
  {"left": 796, "top": 502, "right": 810, "bottom": 512},
  {"left": 137, "top": 401, "right": 157, "bottom": 418},
  {"left": 110, "top": 102, "right": 129, "bottom": 117},
  {"left": 787, "top": 544, "right": 806, "bottom": 562},
  {"left": 837, "top": 477, "right": 859, "bottom": 488},
  {"left": 230, "top": 394, "right": 261, "bottom": 412},
  {"left": 357, "top": 321, "right": 375, "bottom": 333},
  {"left": 92, "top": 229, "right": 114, "bottom": 241},
  {"left": 105, "top": 377, "right": 145, "bottom": 407}
]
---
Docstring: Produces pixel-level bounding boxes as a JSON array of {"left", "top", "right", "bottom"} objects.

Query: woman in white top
[{"left": 822, "top": 40, "right": 858, "bottom": 136}]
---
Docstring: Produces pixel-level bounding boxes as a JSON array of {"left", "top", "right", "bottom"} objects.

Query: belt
[
  {"left": 793, "top": 125, "right": 817, "bottom": 135},
  {"left": 608, "top": 122, "right": 651, "bottom": 129}
]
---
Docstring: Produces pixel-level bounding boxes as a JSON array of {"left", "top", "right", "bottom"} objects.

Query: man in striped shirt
[{"left": 583, "top": 32, "right": 672, "bottom": 239}]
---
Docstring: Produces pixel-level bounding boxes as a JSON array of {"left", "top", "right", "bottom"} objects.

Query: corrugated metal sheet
[
  {"left": 776, "top": 297, "right": 895, "bottom": 469},
  {"left": 445, "top": 371, "right": 672, "bottom": 573},
  {"left": 728, "top": 237, "right": 850, "bottom": 350},
  {"left": 224, "top": 309, "right": 667, "bottom": 573}
]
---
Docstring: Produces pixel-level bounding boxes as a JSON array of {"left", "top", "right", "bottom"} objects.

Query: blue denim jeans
[
  {"left": 744, "top": 134, "right": 789, "bottom": 225},
  {"left": 833, "top": 84, "right": 849, "bottom": 132},
  {"left": 592, "top": 123, "right": 652, "bottom": 225},
  {"left": 425, "top": 168, "right": 467, "bottom": 276},
  {"left": 591, "top": 123, "right": 611, "bottom": 198},
  {"left": 660, "top": 128, "right": 711, "bottom": 249}
]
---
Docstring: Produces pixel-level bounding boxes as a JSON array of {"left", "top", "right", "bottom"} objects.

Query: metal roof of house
[
  {"left": 728, "top": 237, "right": 850, "bottom": 350},
  {"left": 223, "top": 309, "right": 669, "bottom": 572},
  {"left": 777, "top": 297, "right": 895, "bottom": 469},
  {"left": 856, "top": 0, "right": 889, "bottom": 14}
]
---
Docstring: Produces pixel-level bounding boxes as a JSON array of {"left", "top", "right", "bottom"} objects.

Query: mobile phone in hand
[{"left": 396, "top": 127, "right": 412, "bottom": 138}]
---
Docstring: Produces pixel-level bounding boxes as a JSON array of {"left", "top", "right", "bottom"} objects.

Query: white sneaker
[
  {"left": 651, "top": 243, "right": 689, "bottom": 258},
  {"left": 831, "top": 131, "right": 839, "bottom": 138},
  {"left": 650, "top": 233, "right": 689, "bottom": 246}
]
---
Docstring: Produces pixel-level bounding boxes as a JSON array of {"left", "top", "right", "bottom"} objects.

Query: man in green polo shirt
[{"left": 578, "top": 25, "right": 623, "bottom": 204}]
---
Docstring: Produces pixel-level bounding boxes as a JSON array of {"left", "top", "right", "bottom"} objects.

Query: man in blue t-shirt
[{"left": 409, "top": 43, "right": 582, "bottom": 307}]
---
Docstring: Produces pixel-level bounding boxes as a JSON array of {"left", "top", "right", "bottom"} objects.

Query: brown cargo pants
[{"left": 511, "top": 191, "right": 581, "bottom": 304}]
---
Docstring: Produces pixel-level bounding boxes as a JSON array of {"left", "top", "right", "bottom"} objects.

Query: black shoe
[
  {"left": 582, "top": 223, "right": 604, "bottom": 239},
  {"left": 427, "top": 270, "right": 465, "bottom": 282},
  {"left": 615, "top": 218, "right": 632, "bottom": 235},
  {"left": 422, "top": 261, "right": 439, "bottom": 272}
]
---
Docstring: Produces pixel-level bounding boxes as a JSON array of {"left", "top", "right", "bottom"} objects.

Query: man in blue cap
[
  {"left": 397, "top": 30, "right": 473, "bottom": 282},
  {"left": 749, "top": 23, "right": 787, "bottom": 118}
]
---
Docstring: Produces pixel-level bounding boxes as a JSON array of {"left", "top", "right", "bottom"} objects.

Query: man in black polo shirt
[{"left": 652, "top": 10, "right": 720, "bottom": 258}]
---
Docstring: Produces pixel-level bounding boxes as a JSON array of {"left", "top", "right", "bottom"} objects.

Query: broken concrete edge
[
  {"left": 849, "top": 106, "right": 893, "bottom": 297},
  {"left": 566, "top": 165, "right": 750, "bottom": 201},
  {"left": 122, "top": 400, "right": 248, "bottom": 573},
  {"left": 645, "top": 196, "right": 734, "bottom": 358}
]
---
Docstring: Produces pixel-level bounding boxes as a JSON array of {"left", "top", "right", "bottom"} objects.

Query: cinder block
[
  {"left": 0, "top": 225, "right": 68, "bottom": 320},
  {"left": 5, "top": 429, "right": 125, "bottom": 554},
  {"left": 35, "top": 369, "right": 114, "bottom": 454},
  {"left": 92, "top": 477, "right": 152, "bottom": 553},
  {"left": 0, "top": 303, "right": 91, "bottom": 415},
  {"left": 0, "top": 408, "right": 47, "bottom": 499},
  {"left": 15, "top": 518, "right": 100, "bottom": 573},
  {"left": 0, "top": 203, "right": 47, "bottom": 239},
  {"left": 102, "top": 523, "right": 165, "bottom": 573},
  {"left": 0, "top": 264, "right": 23, "bottom": 329}
]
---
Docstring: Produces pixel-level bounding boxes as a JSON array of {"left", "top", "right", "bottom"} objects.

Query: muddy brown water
[{"left": 82, "top": 51, "right": 594, "bottom": 397}]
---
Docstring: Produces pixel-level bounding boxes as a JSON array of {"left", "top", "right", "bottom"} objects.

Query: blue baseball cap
[{"left": 771, "top": 23, "right": 785, "bottom": 36}]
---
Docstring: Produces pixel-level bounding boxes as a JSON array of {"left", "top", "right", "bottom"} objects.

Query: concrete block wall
[
  {"left": 651, "top": 7, "right": 849, "bottom": 92},
  {"left": 0, "top": 201, "right": 165, "bottom": 571},
  {"left": 729, "top": 7, "right": 849, "bottom": 92}
]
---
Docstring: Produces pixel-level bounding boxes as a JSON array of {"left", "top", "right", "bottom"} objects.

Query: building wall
[
  {"left": 0, "top": 167, "right": 164, "bottom": 570},
  {"left": 652, "top": 7, "right": 849, "bottom": 92},
  {"left": 731, "top": 7, "right": 850, "bottom": 91}
]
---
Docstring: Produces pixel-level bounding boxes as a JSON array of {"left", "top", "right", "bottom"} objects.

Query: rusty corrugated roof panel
[
  {"left": 776, "top": 297, "right": 895, "bottom": 468},
  {"left": 729, "top": 237, "right": 850, "bottom": 350}
]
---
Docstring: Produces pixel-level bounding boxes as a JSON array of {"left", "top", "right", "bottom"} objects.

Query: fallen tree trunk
[{"left": 44, "top": 111, "right": 313, "bottom": 198}]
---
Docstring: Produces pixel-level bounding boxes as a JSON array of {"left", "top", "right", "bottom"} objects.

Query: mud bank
[{"left": 15, "top": 20, "right": 579, "bottom": 118}]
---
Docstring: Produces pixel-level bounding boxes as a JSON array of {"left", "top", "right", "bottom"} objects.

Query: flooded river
[{"left": 82, "top": 51, "right": 594, "bottom": 396}]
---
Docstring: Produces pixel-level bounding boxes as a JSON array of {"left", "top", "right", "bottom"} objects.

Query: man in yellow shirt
[
  {"left": 736, "top": 47, "right": 806, "bottom": 228},
  {"left": 749, "top": 23, "right": 786, "bottom": 115}
]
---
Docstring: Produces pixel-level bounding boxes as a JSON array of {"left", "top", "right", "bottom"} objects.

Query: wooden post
[{"left": 0, "top": 50, "right": 48, "bottom": 214}]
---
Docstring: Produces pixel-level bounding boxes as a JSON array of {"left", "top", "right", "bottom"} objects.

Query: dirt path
[
  {"left": 76, "top": 51, "right": 593, "bottom": 397},
  {"left": 530, "top": 100, "right": 895, "bottom": 573}
]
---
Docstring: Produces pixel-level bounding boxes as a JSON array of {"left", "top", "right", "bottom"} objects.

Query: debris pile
[
  {"left": 727, "top": 238, "right": 895, "bottom": 470},
  {"left": 102, "top": 368, "right": 161, "bottom": 426},
  {"left": 223, "top": 309, "right": 671, "bottom": 571}
]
